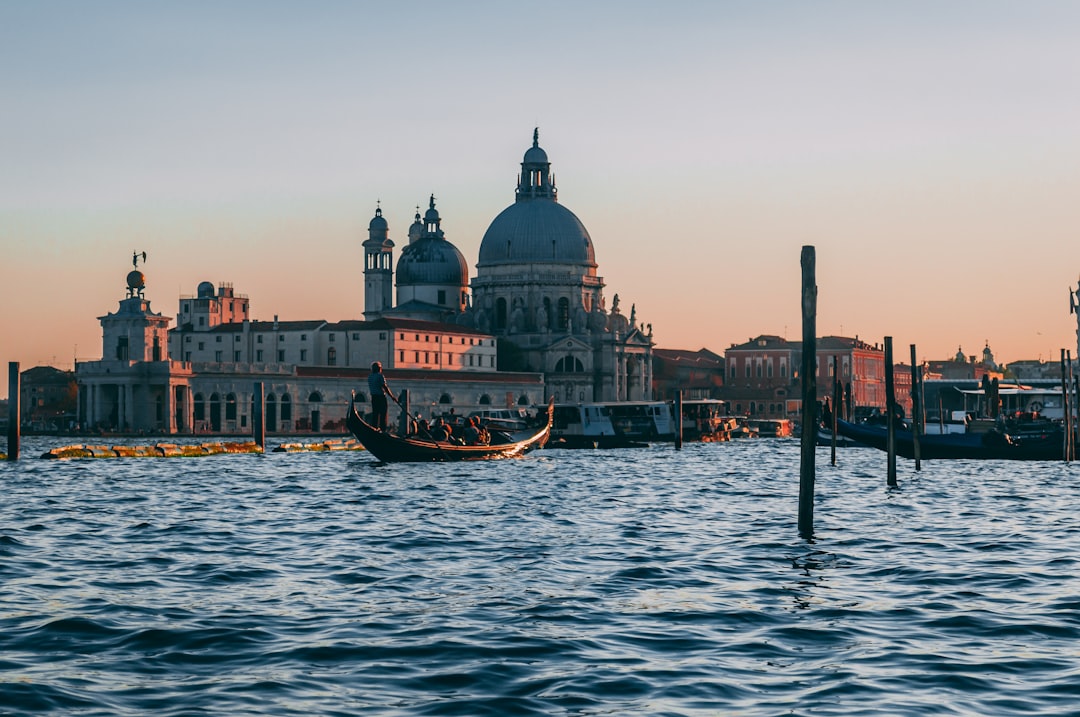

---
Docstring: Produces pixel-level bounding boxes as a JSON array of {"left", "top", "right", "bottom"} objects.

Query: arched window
[
  {"left": 309, "top": 392, "right": 323, "bottom": 403},
  {"left": 554, "top": 355, "right": 585, "bottom": 372},
  {"left": 495, "top": 298, "right": 507, "bottom": 331},
  {"left": 327, "top": 347, "right": 337, "bottom": 366},
  {"left": 280, "top": 393, "right": 292, "bottom": 421},
  {"left": 518, "top": 395, "right": 529, "bottom": 405},
  {"left": 767, "top": 362, "right": 773, "bottom": 378},
  {"left": 193, "top": 393, "right": 205, "bottom": 422},
  {"left": 557, "top": 298, "right": 570, "bottom": 330},
  {"left": 479, "top": 394, "right": 492, "bottom": 405},
  {"left": 209, "top": 393, "right": 222, "bottom": 432},
  {"left": 439, "top": 393, "right": 452, "bottom": 404},
  {"left": 225, "top": 393, "right": 237, "bottom": 421}
]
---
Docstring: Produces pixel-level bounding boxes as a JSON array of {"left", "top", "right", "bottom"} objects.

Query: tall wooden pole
[
  {"left": 798, "top": 246, "right": 817, "bottom": 539},
  {"left": 829, "top": 355, "right": 839, "bottom": 466},
  {"left": 1061, "top": 350, "right": 1071, "bottom": 463},
  {"left": 884, "top": 337, "right": 898, "bottom": 487},
  {"left": 910, "top": 344, "right": 921, "bottom": 472},
  {"left": 6, "top": 362, "right": 19, "bottom": 461}
]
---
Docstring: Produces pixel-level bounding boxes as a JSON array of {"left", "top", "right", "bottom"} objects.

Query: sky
[{"left": 3, "top": 1, "right": 1080, "bottom": 398}]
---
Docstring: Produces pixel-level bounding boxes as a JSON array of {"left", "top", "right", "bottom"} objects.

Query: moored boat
[
  {"left": 835, "top": 417, "right": 1064, "bottom": 461},
  {"left": 346, "top": 397, "right": 553, "bottom": 462}
]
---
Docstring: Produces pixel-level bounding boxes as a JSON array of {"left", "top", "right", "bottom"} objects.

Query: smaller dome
[
  {"left": 197, "top": 281, "right": 215, "bottom": 298},
  {"left": 396, "top": 238, "right": 468, "bottom": 286},
  {"left": 368, "top": 207, "right": 388, "bottom": 231},
  {"left": 523, "top": 145, "right": 548, "bottom": 164},
  {"left": 127, "top": 270, "right": 146, "bottom": 291}
]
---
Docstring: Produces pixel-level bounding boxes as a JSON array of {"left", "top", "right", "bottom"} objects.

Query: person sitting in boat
[
  {"left": 367, "top": 362, "right": 396, "bottom": 431},
  {"left": 464, "top": 417, "right": 481, "bottom": 445},
  {"left": 431, "top": 417, "right": 453, "bottom": 442}
]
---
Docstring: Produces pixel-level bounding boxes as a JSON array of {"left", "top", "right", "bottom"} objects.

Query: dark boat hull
[
  {"left": 835, "top": 419, "right": 1064, "bottom": 461},
  {"left": 346, "top": 399, "right": 552, "bottom": 462}
]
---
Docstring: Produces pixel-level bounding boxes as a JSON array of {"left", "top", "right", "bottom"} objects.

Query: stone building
[
  {"left": 719, "top": 334, "right": 891, "bottom": 417},
  {"left": 361, "top": 129, "right": 655, "bottom": 403}
]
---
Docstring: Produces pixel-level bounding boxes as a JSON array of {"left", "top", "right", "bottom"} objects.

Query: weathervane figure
[{"left": 132, "top": 251, "right": 147, "bottom": 268}]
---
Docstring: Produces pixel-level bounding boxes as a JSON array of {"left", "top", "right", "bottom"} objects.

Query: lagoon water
[{"left": 2, "top": 437, "right": 1079, "bottom": 716}]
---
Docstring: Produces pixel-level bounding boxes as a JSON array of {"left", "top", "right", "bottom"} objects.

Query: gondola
[
  {"left": 835, "top": 418, "right": 1064, "bottom": 461},
  {"left": 346, "top": 397, "right": 553, "bottom": 462}
]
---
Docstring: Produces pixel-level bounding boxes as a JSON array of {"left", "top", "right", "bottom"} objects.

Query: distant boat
[
  {"left": 835, "top": 418, "right": 1065, "bottom": 461},
  {"left": 346, "top": 398, "right": 552, "bottom": 462}
]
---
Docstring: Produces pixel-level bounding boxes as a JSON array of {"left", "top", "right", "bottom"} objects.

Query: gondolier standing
[{"left": 367, "top": 362, "right": 396, "bottom": 431}]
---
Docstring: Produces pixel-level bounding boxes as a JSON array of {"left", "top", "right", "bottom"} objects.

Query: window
[
  {"left": 216, "top": 336, "right": 222, "bottom": 343},
  {"left": 378, "top": 332, "right": 385, "bottom": 340},
  {"left": 198, "top": 342, "right": 205, "bottom": 351},
  {"left": 328, "top": 347, "right": 337, "bottom": 366},
  {"left": 301, "top": 334, "right": 307, "bottom": 341},
  {"left": 767, "top": 362, "right": 773, "bottom": 378},
  {"left": 234, "top": 351, "right": 241, "bottom": 361},
  {"left": 215, "top": 351, "right": 223, "bottom": 362},
  {"left": 414, "top": 352, "right": 419, "bottom": 363},
  {"left": 257, "top": 335, "right": 263, "bottom": 344},
  {"left": 354, "top": 333, "right": 361, "bottom": 340},
  {"left": 277, "top": 350, "right": 285, "bottom": 361},
  {"left": 279, "top": 335, "right": 285, "bottom": 342},
  {"left": 185, "top": 352, "right": 191, "bottom": 361},
  {"left": 185, "top": 336, "right": 191, "bottom": 343},
  {"left": 226, "top": 393, "right": 237, "bottom": 421},
  {"left": 300, "top": 349, "right": 307, "bottom": 361},
  {"left": 438, "top": 289, "right": 446, "bottom": 305},
  {"left": 744, "top": 361, "right": 751, "bottom": 378},
  {"left": 198, "top": 317, "right": 205, "bottom": 326},
  {"left": 479, "top": 394, "right": 492, "bottom": 405},
  {"left": 328, "top": 334, "right": 335, "bottom": 342},
  {"left": 424, "top": 352, "right": 429, "bottom": 363},
  {"left": 256, "top": 350, "right": 263, "bottom": 361},
  {"left": 235, "top": 335, "right": 240, "bottom": 342},
  {"left": 399, "top": 350, "right": 404, "bottom": 362}
]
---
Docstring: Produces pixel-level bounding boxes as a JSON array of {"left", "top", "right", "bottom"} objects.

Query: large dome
[
  {"left": 396, "top": 237, "right": 468, "bottom": 286},
  {"left": 478, "top": 201, "right": 596, "bottom": 268}
]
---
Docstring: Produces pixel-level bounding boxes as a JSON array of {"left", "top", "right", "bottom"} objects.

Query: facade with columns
[
  {"left": 363, "top": 130, "right": 654, "bottom": 402},
  {"left": 77, "top": 266, "right": 540, "bottom": 435}
]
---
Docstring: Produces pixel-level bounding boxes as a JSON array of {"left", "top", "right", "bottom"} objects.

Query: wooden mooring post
[
  {"left": 884, "top": 337, "right": 898, "bottom": 487},
  {"left": 910, "top": 344, "right": 921, "bottom": 472},
  {"left": 253, "top": 381, "right": 265, "bottom": 450},
  {"left": 674, "top": 390, "right": 683, "bottom": 450},
  {"left": 6, "top": 362, "right": 18, "bottom": 461},
  {"left": 798, "top": 246, "right": 817, "bottom": 539},
  {"left": 830, "top": 355, "right": 839, "bottom": 466},
  {"left": 1062, "top": 350, "right": 1073, "bottom": 463}
]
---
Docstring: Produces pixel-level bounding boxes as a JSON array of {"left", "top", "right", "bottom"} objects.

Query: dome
[
  {"left": 523, "top": 144, "right": 549, "bottom": 165},
  {"left": 396, "top": 237, "right": 469, "bottom": 286},
  {"left": 478, "top": 200, "right": 596, "bottom": 268},
  {"left": 197, "top": 281, "right": 215, "bottom": 298},
  {"left": 368, "top": 207, "right": 388, "bottom": 231}
]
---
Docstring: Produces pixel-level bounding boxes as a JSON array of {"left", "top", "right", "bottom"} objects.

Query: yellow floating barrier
[{"left": 39, "top": 440, "right": 264, "bottom": 459}]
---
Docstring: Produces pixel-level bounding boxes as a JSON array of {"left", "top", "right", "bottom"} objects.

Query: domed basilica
[{"left": 365, "top": 129, "right": 654, "bottom": 403}]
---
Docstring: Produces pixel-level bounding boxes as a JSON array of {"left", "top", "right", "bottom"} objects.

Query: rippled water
[{"left": 2, "top": 437, "right": 1080, "bottom": 716}]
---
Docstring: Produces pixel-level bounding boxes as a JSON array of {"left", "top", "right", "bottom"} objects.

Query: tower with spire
[{"left": 362, "top": 203, "right": 395, "bottom": 320}]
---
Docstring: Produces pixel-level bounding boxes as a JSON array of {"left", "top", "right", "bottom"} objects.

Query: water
[{"left": 2, "top": 437, "right": 1080, "bottom": 716}]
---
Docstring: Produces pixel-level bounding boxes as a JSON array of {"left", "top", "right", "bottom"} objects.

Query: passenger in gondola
[
  {"left": 464, "top": 417, "right": 481, "bottom": 445},
  {"left": 432, "top": 417, "right": 453, "bottom": 442},
  {"left": 367, "top": 362, "right": 396, "bottom": 431}
]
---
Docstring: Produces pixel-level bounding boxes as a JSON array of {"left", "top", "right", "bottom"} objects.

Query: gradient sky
[{"left": 3, "top": 1, "right": 1080, "bottom": 398}]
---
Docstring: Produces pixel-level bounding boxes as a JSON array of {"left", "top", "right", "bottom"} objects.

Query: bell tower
[{"left": 363, "top": 204, "right": 395, "bottom": 320}]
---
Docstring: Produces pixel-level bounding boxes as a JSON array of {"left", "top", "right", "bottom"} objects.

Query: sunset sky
[{"left": 3, "top": 1, "right": 1080, "bottom": 398}]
